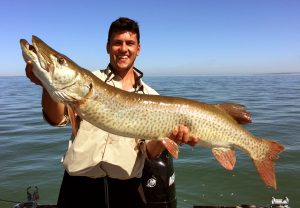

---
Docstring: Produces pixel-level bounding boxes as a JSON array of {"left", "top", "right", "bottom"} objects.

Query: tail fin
[{"left": 253, "top": 139, "right": 284, "bottom": 189}]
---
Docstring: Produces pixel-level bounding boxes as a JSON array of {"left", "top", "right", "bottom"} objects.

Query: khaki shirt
[{"left": 60, "top": 66, "right": 158, "bottom": 179}]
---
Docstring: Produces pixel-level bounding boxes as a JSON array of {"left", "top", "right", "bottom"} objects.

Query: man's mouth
[{"left": 118, "top": 55, "right": 129, "bottom": 60}]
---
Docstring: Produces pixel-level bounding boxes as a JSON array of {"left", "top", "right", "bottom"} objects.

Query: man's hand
[
  {"left": 170, "top": 124, "right": 198, "bottom": 147},
  {"left": 146, "top": 124, "right": 198, "bottom": 159},
  {"left": 25, "top": 61, "right": 42, "bottom": 86},
  {"left": 25, "top": 61, "right": 66, "bottom": 125}
]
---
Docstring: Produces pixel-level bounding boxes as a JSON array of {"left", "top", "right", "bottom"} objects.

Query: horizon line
[{"left": 1, "top": 71, "right": 300, "bottom": 77}]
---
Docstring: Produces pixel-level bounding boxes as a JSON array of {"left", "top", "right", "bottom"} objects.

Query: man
[
  {"left": 26, "top": 17, "right": 251, "bottom": 208},
  {"left": 25, "top": 17, "right": 198, "bottom": 208}
]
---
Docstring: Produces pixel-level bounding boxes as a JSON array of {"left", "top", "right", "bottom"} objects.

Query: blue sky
[{"left": 1, "top": 0, "right": 299, "bottom": 76}]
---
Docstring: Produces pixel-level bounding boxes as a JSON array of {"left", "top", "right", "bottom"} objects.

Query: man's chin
[{"left": 115, "top": 64, "right": 131, "bottom": 71}]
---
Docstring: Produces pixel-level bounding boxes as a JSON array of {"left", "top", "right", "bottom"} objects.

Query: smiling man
[{"left": 107, "top": 30, "right": 140, "bottom": 74}]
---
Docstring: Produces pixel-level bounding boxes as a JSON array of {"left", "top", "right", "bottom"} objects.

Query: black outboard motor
[{"left": 142, "top": 150, "right": 176, "bottom": 208}]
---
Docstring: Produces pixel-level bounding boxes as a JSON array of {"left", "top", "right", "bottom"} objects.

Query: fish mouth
[
  {"left": 21, "top": 39, "right": 37, "bottom": 54},
  {"left": 20, "top": 38, "right": 51, "bottom": 73},
  {"left": 21, "top": 37, "right": 78, "bottom": 92},
  {"left": 32, "top": 36, "right": 54, "bottom": 73},
  {"left": 20, "top": 39, "right": 36, "bottom": 62}
]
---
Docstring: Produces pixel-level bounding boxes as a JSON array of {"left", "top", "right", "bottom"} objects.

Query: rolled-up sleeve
[{"left": 42, "top": 106, "right": 70, "bottom": 127}]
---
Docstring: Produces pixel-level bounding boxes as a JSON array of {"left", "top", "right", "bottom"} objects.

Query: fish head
[{"left": 20, "top": 36, "right": 92, "bottom": 103}]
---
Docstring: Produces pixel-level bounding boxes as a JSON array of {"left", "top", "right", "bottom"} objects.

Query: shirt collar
[{"left": 103, "top": 64, "right": 144, "bottom": 93}]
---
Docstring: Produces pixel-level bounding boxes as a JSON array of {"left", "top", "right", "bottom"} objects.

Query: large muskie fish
[{"left": 20, "top": 36, "right": 284, "bottom": 189}]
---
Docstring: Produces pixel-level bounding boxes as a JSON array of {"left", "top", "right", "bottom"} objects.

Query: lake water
[{"left": 0, "top": 74, "right": 299, "bottom": 207}]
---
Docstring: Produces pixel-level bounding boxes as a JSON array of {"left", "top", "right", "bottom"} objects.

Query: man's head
[
  {"left": 107, "top": 17, "right": 140, "bottom": 44},
  {"left": 106, "top": 17, "right": 141, "bottom": 75}
]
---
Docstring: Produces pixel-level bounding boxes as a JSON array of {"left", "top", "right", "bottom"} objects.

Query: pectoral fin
[
  {"left": 212, "top": 147, "right": 236, "bottom": 170},
  {"left": 67, "top": 105, "right": 78, "bottom": 137},
  {"left": 162, "top": 138, "right": 179, "bottom": 159}
]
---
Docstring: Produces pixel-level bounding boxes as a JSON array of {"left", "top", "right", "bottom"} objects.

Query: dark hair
[{"left": 108, "top": 17, "right": 140, "bottom": 44}]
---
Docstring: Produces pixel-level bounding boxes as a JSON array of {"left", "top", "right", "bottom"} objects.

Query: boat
[{"left": 12, "top": 187, "right": 290, "bottom": 208}]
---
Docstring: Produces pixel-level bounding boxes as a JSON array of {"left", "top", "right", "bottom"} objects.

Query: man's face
[{"left": 107, "top": 31, "right": 140, "bottom": 74}]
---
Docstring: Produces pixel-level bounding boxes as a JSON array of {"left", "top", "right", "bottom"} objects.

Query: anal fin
[{"left": 212, "top": 147, "right": 236, "bottom": 170}]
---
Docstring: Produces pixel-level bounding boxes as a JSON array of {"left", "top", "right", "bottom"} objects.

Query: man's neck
[
  {"left": 120, "top": 68, "right": 135, "bottom": 91},
  {"left": 109, "top": 64, "right": 136, "bottom": 91}
]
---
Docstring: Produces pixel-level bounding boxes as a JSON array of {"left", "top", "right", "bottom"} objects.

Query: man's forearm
[
  {"left": 146, "top": 140, "right": 165, "bottom": 159},
  {"left": 42, "top": 88, "right": 66, "bottom": 125}
]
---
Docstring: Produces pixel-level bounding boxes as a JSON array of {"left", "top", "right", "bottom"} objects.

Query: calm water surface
[{"left": 0, "top": 74, "right": 299, "bottom": 207}]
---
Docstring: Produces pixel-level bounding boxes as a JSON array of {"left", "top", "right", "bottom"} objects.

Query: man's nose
[{"left": 120, "top": 43, "right": 128, "bottom": 52}]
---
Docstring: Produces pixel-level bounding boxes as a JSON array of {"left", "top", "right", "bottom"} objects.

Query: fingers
[
  {"left": 171, "top": 124, "right": 198, "bottom": 147},
  {"left": 172, "top": 124, "right": 188, "bottom": 144},
  {"left": 25, "top": 61, "right": 42, "bottom": 86},
  {"left": 25, "top": 61, "right": 33, "bottom": 77},
  {"left": 180, "top": 125, "right": 189, "bottom": 144},
  {"left": 187, "top": 136, "right": 198, "bottom": 147}
]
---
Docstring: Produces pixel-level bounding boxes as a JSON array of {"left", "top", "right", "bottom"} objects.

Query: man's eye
[
  {"left": 113, "top": 41, "right": 122, "bottom": 46},
  {"left": 127, "top": 41, "right": 135, "bottom": 46}
]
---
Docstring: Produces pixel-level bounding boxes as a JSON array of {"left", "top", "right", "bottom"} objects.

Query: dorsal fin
[{"left": 214, "top": 103, "right": 252, "bottom": 125}]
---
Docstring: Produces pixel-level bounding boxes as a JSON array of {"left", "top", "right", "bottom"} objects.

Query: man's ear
[
  {"left": 137, "top": 44, "right": 141, "bottom": 56},
  {"left": 106, "top": 43, "right": 109, "bottom": 54}
]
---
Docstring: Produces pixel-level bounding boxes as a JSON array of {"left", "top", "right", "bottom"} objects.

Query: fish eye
[{"left": 57, "top": 57, "right": 65, "bottom": 65}]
